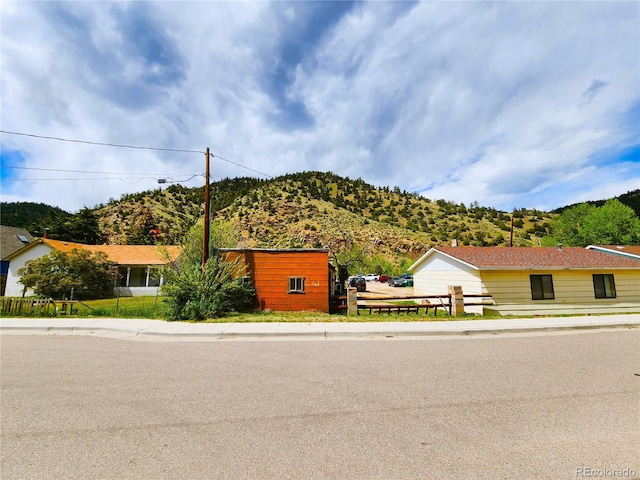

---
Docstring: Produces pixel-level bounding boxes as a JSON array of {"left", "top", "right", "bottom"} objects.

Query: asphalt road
[{"left": 2, "top": 331, "right": 639, "bottom": 480}]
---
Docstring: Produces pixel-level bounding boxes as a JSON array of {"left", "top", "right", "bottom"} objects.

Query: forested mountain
[
  {"left": 0, "top": 202, "right": 69, "bottom": 234},
  {"left": 1, "top": 172, "right": 552, "bottom": 266},
  {"left": 2, "top": 172, "right": 637, "bottom": 269}
]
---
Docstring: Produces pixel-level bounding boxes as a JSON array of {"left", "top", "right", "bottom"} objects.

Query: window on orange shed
[{"left": 288, "top": 277, "right": 305, "bottom": 293}]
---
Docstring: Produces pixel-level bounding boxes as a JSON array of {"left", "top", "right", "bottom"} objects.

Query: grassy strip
[
  {"left": 5, "top": 297, "right": 627, "bottom": 322},
  {"left": 73, "top": 296, "right": 167, "bottom": 319},
  {"left": 3, "top": 297, "right": 456, "bottom": 322}
]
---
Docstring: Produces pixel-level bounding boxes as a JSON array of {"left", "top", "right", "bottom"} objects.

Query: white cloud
[{"left": 1, "top": 1, "right": 638, "bottom": 213}]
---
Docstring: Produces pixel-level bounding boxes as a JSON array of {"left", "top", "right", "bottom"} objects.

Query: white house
[
  {"left": 408, "top": 246, "right": 640, "bottom": 316},
  {"left": 4, "top": 238, "right": 181, "bottom": 297},
  {"left": 1, "top": 225, "right": 35, "bottom": 295}
]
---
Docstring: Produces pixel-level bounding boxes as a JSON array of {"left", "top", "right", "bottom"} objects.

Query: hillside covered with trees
[{"left": 2, "top": 172, "right": 638, "bottom": 273}]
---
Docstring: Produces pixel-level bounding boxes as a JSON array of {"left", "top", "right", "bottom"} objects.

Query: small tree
[
  {"left": 326, "top": 230, "right": 366, "bottom": 288},
  {"left": 18, "top": 249, "right": 117, "bottom": 299},
  {"left": 160, "top": 221, "right": 256, "bottom": 321}
]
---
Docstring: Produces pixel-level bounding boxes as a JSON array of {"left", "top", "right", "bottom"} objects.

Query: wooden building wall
[{"left": 224, "top": 249, "right": 331, "bottom": 312}]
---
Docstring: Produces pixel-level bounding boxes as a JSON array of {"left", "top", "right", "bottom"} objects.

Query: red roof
[{"left": 429, "top": 246, "right": 640, "bottom": 270}]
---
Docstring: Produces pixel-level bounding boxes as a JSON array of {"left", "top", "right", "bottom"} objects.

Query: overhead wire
[
  {"left": 2, "top": 165, "right": 200, "bottom": 177},
  {"left": 4, "top": 177, "right": 155, "bottom": 183},
  {"left": 215, "top": 154, "right": 273, "bottom": 179},
  {"left": 3, "top": 169, "right": 223, "bottom": 185},
  {"left": 0, "top": 130, "right": 204, "bottom": 154},
  {"left": 0, "top": 129, "right": 275, "bottom": 179}
]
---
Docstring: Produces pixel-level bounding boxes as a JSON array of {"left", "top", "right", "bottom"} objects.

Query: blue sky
[{"left": 1, "top": 1, "right": 638, "bottom": 213}]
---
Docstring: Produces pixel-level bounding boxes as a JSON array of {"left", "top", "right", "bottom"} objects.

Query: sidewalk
[{"left": 1, "top": 314, "right": 638, "bottom": 341}]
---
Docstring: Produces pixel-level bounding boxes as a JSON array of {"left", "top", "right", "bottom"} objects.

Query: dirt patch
[{"left": 359, "top": 279, "right": 414, "bottom": 298}]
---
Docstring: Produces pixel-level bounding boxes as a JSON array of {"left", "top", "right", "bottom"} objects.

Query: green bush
[{"left": 160, "top": 224, "right": 256, "bottom": 321}]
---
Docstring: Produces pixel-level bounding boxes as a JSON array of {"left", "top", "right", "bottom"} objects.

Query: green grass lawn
[
  {"left": 4, "top": 296, "right": 456, "bottom": 322},
  {"left": 7, "top": 296, "right": 598, "bottom": 322},
  {"left": 76, "top": 297, "right": 469, "bottom": 322},
  {"left": 74, "top": 296, "right": 167, "bottom": 319}
]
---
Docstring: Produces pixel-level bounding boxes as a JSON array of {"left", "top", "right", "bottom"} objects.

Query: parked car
[
  {"left": 365, "top": 273, "right": 379, "bottom": 282},
  {"left": 349, "top": 276, "right": 367, "bottom": 292},
  {"left": 401, "top": 273, "right": 414, "bottom": 287},
  {"left": 388, "top": 277, "right": 406, "bottom": 287},
  {"left": 378, "top": 275, "right": 390, "bottom": 283}
]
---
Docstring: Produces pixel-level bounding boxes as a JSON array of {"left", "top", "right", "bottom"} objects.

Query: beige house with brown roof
[
  {"left": 408, "top": 246, "right": 640, "bottom": 316},
  {"left": 3, "top": 238, "right": 181, "bottom": 298}
]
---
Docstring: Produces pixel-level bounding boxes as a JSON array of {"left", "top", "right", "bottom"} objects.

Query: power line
[
  {"left": 3, "top": 177, "right": 151, "bottom": 183},
  {"left": 1, "top": 129, "right": 275, "bottom": 179},
  {"left": 2, "top": 165, "right": 202, "bottom": 177},
  {"left": 4, "top": 167, "right": 223, "bottom": 184},
  {"left": 215, "top": 154, "right": 273, "bottom": 179},
  {"left": 0, "top": 130, "right": 204, "bottom": 154}
]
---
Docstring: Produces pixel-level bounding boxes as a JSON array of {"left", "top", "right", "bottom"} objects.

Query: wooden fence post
[
  {"left": 347, "top": 287, "right": 358, "bottom": 316},
  {"left": 448, "top": 285, "right": 465, "bottom": 316}
]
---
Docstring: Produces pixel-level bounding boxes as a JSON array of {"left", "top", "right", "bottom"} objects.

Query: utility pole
[
  {"left": 202, "top": 147, "right": 211, "bottom": 275},
  {"left": 509, "top": 216, "right": 514, "bottom": 247}
]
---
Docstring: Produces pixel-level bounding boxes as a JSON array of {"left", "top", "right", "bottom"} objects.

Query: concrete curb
[{"left": 1, "top": 315, "right": 638, "bottom": 341}]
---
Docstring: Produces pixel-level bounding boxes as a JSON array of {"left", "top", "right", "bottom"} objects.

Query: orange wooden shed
[{"left": 220, "top": 248, "right": 335, "bottom": 312}]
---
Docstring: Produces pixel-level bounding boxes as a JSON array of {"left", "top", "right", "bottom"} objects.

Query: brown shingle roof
[
  {"left": 432, "top": 246, "right": 640, "bottom": 270},
  {"left": 1, "top": 226, "right": 35, "bottom": 259},
  {"left": 15, "top": 239, "right": 182, "bottom": 265}
]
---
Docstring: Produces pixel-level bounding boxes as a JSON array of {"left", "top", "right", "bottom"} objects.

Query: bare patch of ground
[{"left": 359, "top": 279, "right": 414, "bottom": 299}]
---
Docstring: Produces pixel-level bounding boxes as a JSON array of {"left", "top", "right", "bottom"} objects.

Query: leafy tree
[
  {"left": 18, "top": 249, "right": 117, "bottom": 300},
  {"left": 160, "top": 222, "right": 256, "bottom": 320},
  {"left": 579, "top": 199, "right": 640, "bottom": 245},
  {"left": 548, "top": 202, "right": 595, "bottom": 246},
  {"left": 64, "top": 207, "right": 105, "bottom": 244},
  {"left": 549, "top": 199, "right": 640, "bottom": 246}
]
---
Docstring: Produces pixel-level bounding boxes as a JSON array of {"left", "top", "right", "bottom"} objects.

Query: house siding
[
  {"left": 225, "top": 250, "right": 330, "bottom": 312},
  {"left": 411, "top": 248, "right": 640, "bottom": 316},
  {"left": 413, "top": 254, "right": 483, "bottom": 295},
  {"left": 4, "top": 243, "right": 53, "bottom": 297},
  {"left": 480, "top": 269, "right": 640, "bottom": 315},
  {"left": 412, "top": 254, "right": 484, "bottom": 314}
]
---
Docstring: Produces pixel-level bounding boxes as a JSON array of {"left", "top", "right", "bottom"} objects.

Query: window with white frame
[
  {"left": 288, "top": 277, "right": 305, "bottom": 293},
  {"left": 593, "top": 274, "right": 616, "bottom": 299}
]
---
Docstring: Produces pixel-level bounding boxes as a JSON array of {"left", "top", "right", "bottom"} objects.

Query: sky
[{"left": 1, "top": 1, "right": 639, "bottom": 214}]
